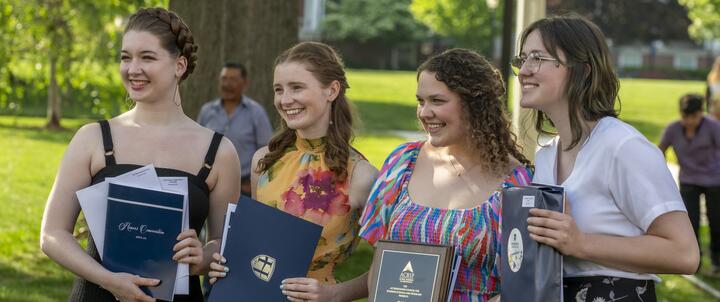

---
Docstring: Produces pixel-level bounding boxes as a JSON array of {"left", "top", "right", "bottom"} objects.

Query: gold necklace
[
  {"left": 444, "top": 152, "right": 485, "bottom": 198},
  {"left": 446, "top": 153, "right": 478, "bottom": 177}
]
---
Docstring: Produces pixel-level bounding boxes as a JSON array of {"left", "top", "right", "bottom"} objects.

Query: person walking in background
[
  {"left": 706, "top": 57, "right": 720, "bottom": 117},
  {"left": 659, "top": 93, "right": 720, "bottom": 275},
  {"left": 516, "top": 14, "right": 699, "bottom": 302},
  {"left": 197, "top": 62, "right": 273, "bottom": 196}
]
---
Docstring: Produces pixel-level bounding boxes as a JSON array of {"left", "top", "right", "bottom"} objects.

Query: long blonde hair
[{"left": 709, "top": 57, "right": 720, "bottom": 84}]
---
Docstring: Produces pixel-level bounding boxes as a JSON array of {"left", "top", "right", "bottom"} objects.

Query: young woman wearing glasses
[{"left": 512, "top": 14, "right": 699, "bottom": 302}]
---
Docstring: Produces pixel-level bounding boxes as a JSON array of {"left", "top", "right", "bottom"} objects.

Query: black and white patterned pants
[{"left": 564, "top": 276, "right": 656, "bottom": 302}]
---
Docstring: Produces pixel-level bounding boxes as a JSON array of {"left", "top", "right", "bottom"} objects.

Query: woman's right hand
[
  {"left": 101, "top": 272, "right": 160, "bottom": 302},
  {"left": 208, "top": 252, "right": 229, "bottom": 285}
]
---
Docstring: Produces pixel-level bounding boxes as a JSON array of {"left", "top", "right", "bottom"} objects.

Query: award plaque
[
  {"left": 369, "top": 240, "right": 460, "bottom": 302},
  {"left": 501, "top": 184, "right": 564, "bottom": 302}
]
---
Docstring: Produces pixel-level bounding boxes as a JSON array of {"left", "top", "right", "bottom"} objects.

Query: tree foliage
[
  {"left": 678, "top": 0, "right": 720, "bottom": 40},
  {"left": 0, "top": 0, "right": 165, "bottom": 127},
  {"left": 548, "top": 0, "right": 693, "bottom": 44},
  {"left": 409, "top": 0, "right": 499, "bottom": 54},
  {"left": 323, "top": 0, "right": 429, "bottom": 45}
]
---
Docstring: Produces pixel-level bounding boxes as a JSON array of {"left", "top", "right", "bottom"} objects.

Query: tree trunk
[
  {"left": 169, "top": 0, "right": 299, "bottom": 125},
  {"left": 46, "top": 54, "right": 62, "bottom": 130}
]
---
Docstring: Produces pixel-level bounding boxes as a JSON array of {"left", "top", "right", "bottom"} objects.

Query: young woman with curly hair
[
  {"left": 208, "top": 42, "right": 379, "bottom": 302},
  {"left": 516, "top": 14, "right": 698, "bottom": 301},
  {"left": 40, "top": 7, "right": 241, "bottom": 302},
  {"left": 357, "top": 48, "right": 532, "bottom": 301}
]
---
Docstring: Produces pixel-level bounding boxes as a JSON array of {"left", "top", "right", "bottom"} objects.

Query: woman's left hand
[
  {"left": 527, "top": 202, "right": 586, "bottom": 258},
  {"left": 281, "top": 277, "right": 337, "bottom": 302},
  {"left": 172, "top": 229, "right": 204, "bottom": 275}
]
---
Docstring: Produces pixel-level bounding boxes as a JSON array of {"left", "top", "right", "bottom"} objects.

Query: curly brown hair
[
  {"left": 418, "top": 48, "right": 531, "bottom": 175},
  {"left": 125, "top": 7, "right": 198, "bottom": 82},
  {"left": 257, "top": 42, "right": 354, "bottom": 183}
]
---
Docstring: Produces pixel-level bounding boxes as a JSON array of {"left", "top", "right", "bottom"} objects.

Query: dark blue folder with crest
[
  {"left": 103, "top": 183, "right": 184, "bottom": 301},
  {"left": 208, "top": 196, "right": 323, "bottom": 302}
]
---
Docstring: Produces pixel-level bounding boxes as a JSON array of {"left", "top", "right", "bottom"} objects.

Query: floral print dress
[{"left": 256, "top": 137, "right": 365, "bottom": 284}]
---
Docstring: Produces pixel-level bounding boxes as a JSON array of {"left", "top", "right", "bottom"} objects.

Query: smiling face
[
  {"left": 416, "top": 71, "right": 467, "bottom": 147},
  {"left": 120, "top": 30, "right": 185, "bottom": 104},
  {"left": 517, "top": 30, "right": 569, "bottom": 113},
  {"left": 273, "top": 61, "right": 338, "bottom": 138}
]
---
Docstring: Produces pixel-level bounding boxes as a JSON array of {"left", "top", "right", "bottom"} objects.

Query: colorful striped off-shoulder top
[{"left": 359, "top": 141, "right": 533, "bottom": 302}]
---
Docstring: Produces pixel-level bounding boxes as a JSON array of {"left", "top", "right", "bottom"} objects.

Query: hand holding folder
[
  {"left": 103, "top": 183, "right": 185, "bottom": 301},
  {"left": 76, "top": 165, "right": 192, "bottom": 298},
  {"left": 208, "top": 196, "right": 323, "bottom": 302}
]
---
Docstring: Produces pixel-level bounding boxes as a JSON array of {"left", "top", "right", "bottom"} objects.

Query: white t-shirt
[{"left": 533, "top": 117, "right": 686, "bottom": 281}]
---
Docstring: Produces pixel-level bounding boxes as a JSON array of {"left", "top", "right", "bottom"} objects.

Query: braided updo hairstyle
[
  {"left": 125, "top": 7, "right": 198, "bottom": 82},
  {"left": 418, "top": 49, "right": 531, "bottom": 176}
]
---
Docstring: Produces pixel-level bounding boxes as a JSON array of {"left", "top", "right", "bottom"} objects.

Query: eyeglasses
[{"left": 510, "top": 53, "right": 562, "bottom": 76}]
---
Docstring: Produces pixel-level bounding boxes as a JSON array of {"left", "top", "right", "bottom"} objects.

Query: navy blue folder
[
  {"left": 103, "top": 183, "right": 184, "bottom": 301},
  {"left": 208, "top": 196, "right": 323, "bottom": 302}
]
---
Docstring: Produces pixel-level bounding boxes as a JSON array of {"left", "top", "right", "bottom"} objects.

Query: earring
[{"left": 173, "top": 77, "right": 180, "bottom": 107}]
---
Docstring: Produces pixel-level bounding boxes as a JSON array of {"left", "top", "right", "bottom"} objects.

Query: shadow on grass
[
  {"left": 0, "top": 123, "right": 76, "bottom": 144},
  {"left": 621, "top": 118, "right": 665, "bottom": 143},
  {"left": 0, "top": 258, "right": 73, "bottom": 302},
  {"left": 354, "top": 100, "right": 418, "bottom": 132}
]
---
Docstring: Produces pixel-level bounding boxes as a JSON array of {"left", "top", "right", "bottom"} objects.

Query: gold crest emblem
[{"left": 251, "top": 254, "right": 276, "bottom": 282}]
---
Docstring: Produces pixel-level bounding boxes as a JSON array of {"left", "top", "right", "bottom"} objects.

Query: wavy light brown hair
[
  {"left": 418, "top": 48, "right": 531, "bottom": 175},
  {"left": 125, "top": 7, "right": 198, "bottom": 82},
  {"left": 708, "top": 57, "right": 720, "bottom": 84},
  {"left": 519, "top": 13, "right": 619, "bottom": 150},
  {"left": 257, "top": 42, "right": 354, "bottom": 183}
]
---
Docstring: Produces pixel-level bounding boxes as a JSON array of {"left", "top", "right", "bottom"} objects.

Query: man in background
[
  {"left": 198, "top": 62, "right": 273, "bottom": 196},
  {"left": 659, "top": 93, "right": 720, "bottom": 274}
]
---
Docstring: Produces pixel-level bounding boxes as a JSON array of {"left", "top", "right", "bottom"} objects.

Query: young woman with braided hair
[{"left": 40, "top": 7, "right": 241, "bottom": 302}]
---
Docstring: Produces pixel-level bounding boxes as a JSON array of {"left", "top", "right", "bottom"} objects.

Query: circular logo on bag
[{"left": 508, "top": 228, "right": 523, "bottom": 273}]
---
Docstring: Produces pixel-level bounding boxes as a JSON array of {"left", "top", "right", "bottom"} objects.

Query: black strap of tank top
[
  {"left": 97, "top": 120, "right": 117, "bottom": 166},
  {"left": 197, "top": 132, "right": 223, "bottom": 181}
]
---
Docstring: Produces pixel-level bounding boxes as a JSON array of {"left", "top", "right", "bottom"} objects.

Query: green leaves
[
  {"left": 679, "top": 0, "right": 720, "bottom": 41},
  {"left": 410, "top": 0, "right": 497, "bottom": 54},
  {"left": 0, "top": 0, "right": 167, "bottom": 119},
  {"left": 323, "top": 0, "right": 429, "bottom": 44}
]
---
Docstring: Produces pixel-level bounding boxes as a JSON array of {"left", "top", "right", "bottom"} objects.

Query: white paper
[
  {"left": 77, "top": 165, "right": 192, "bottom": 295},
  {"left": 219, "top": 203, "right": 237, "bottom": 256},
  {"left": 77, "top": 164, "right": 160, "bottom": 258},
  {"left": 159, "top": 177, "right": 190, "bottom": 295},
  {"left": 522, "top": 195, "right": 536, "bottom": 208}
]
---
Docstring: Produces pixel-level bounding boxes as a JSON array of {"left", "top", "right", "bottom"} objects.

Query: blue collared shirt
[{"left": 197, "top": 96, "right": 273, "bottom": 177}]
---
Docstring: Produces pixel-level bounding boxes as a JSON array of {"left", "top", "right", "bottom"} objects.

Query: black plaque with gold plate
[{"left": 369, "top": 240, "right": 461, "bottom": 302}]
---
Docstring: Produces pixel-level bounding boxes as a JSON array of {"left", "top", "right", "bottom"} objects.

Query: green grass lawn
[{"left": 0, "top": 73, "right": 715, "bottom": 301}]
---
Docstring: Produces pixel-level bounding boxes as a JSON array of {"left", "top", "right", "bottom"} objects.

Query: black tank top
[{"left": 68, "top": 120, "right": 223, "bottom": 302}]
